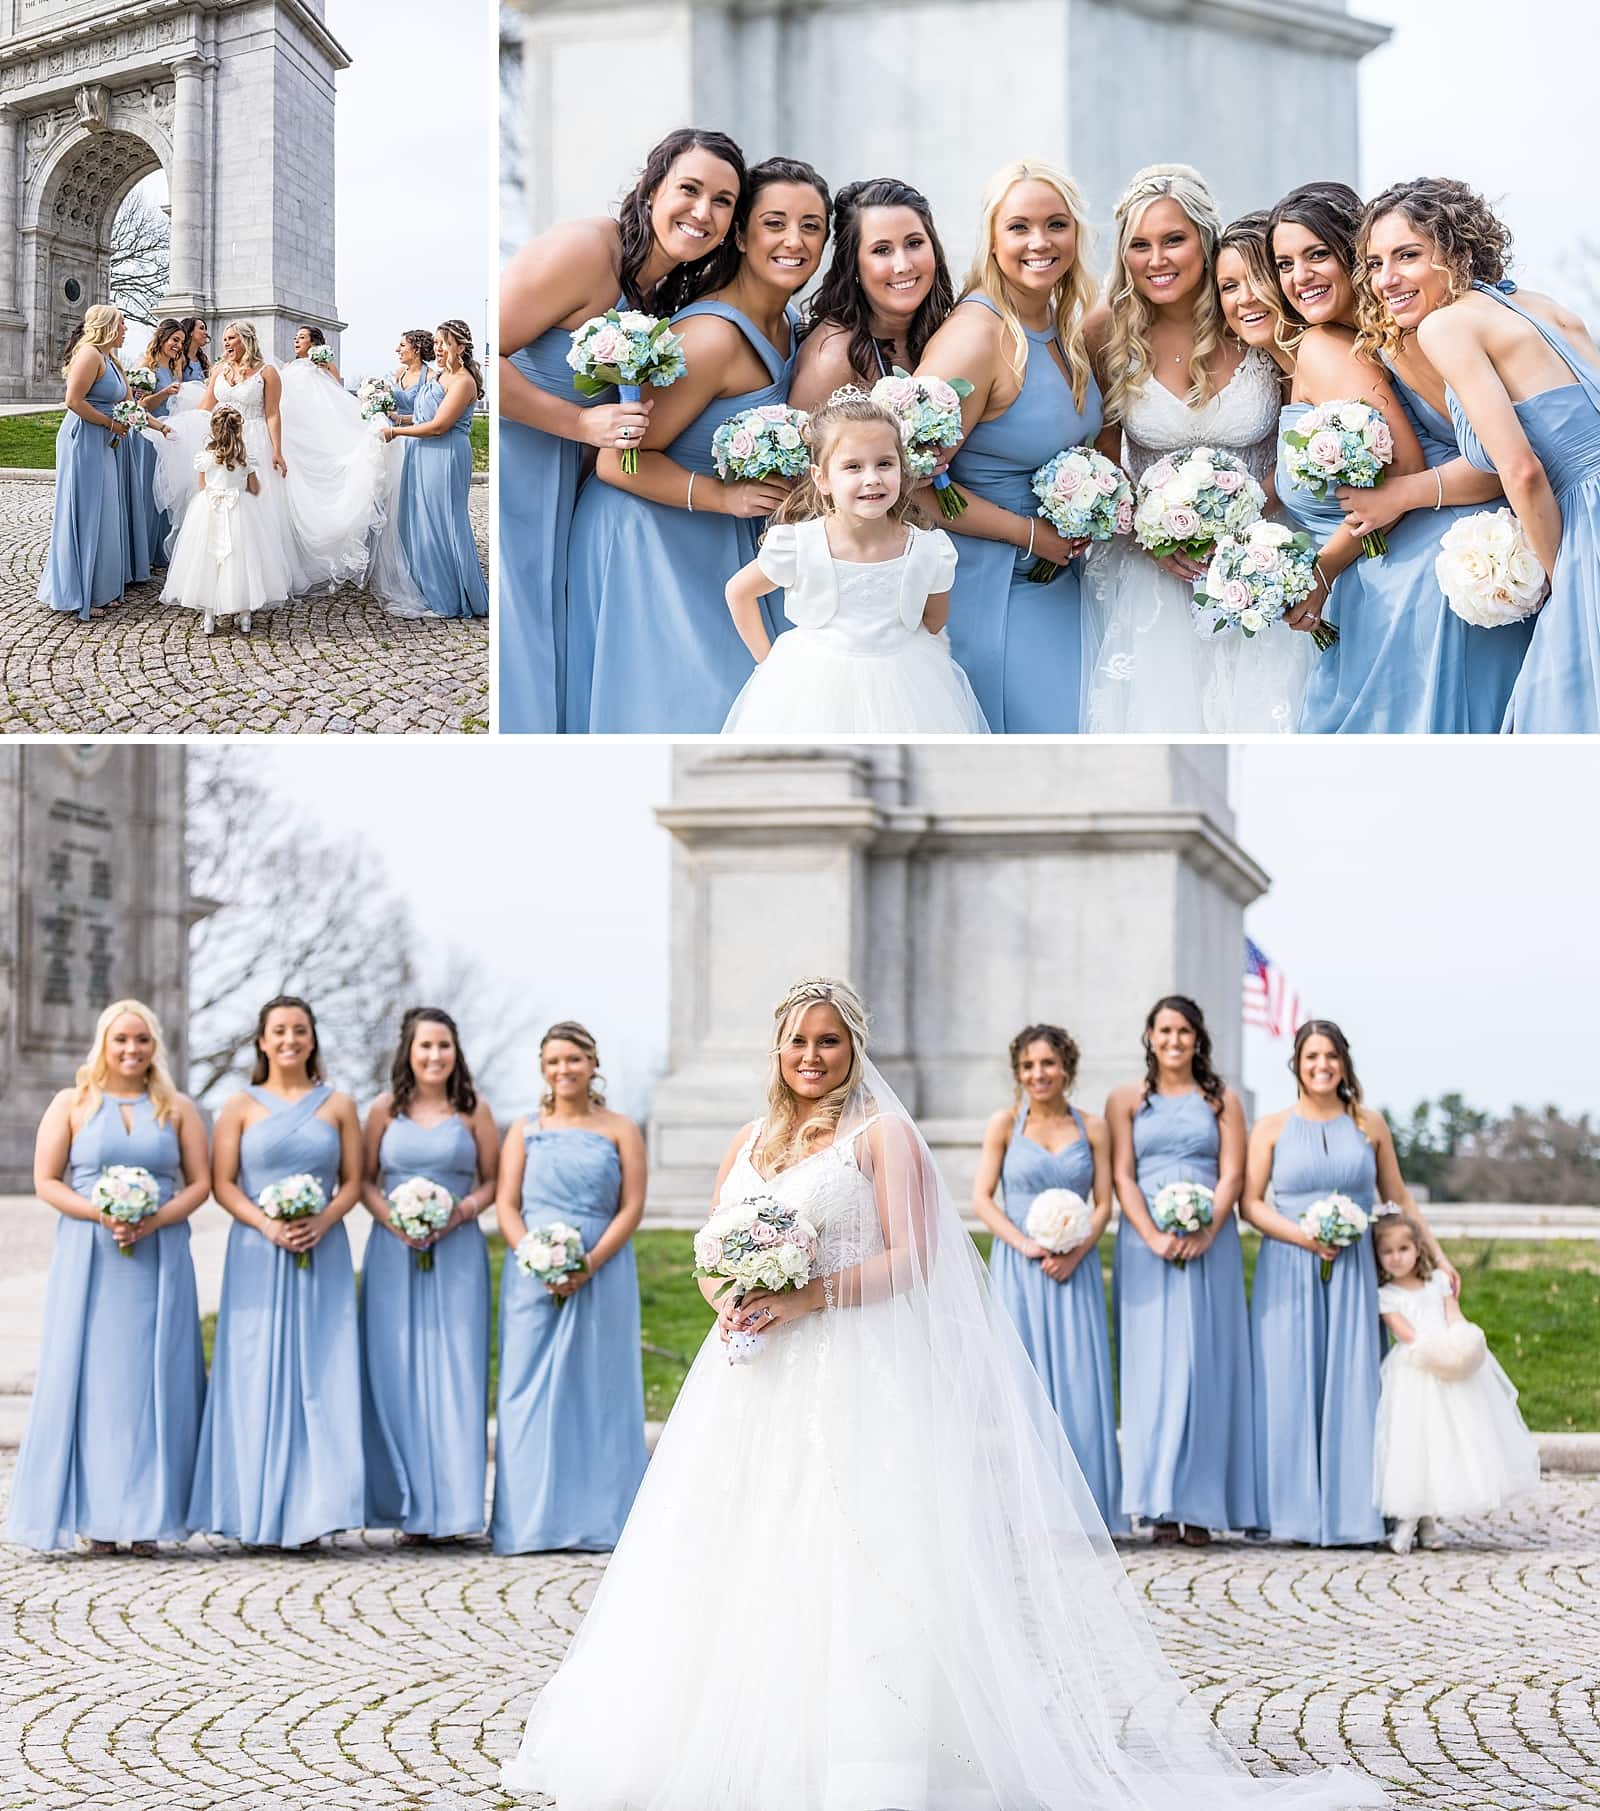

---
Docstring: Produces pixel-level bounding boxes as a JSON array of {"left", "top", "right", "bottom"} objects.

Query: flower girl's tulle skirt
[
  {"left": 160, "top": 485, "right": 293, "bottom": 617},
  {"left": 1374, "top": 1342, "right": 1541, "bottom": 1520},
  {"left": 722, "top": 627, "right": 990, "bottom": 735}
]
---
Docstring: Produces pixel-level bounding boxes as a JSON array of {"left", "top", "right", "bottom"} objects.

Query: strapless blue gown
[
  {"left": 501, "top": 316, "right": 616, "bottom": 733},
  {"left": 491, "top": 1126, "right": 648, "bottom": 1553},
  {"left": 5, "top": 1094, "right": 204, "bottom": 1550},
  {"left": 944, "top": 294, "right": 1103, "bottom": 732},
  {"left": 38, "top": 358, "right": 130, "bottom": 620},
  {"left": 1250, "top": 1112, "right": 1383, "bottom": 1546},
  {"left": 574, "top": 300, "right": 796, "bottom": 733},
  {"left": 1114, "top": 1090, "right": 1257, "bottom": 1530},
  {"left": 134, "top": 374, "right": 177, "bottom": 567},
  {"left": 1446, "top": 283, "right": 1600, "bottom": 732},
  {"left": 361, "top": 1114, "right": 490, "bottom": 1536},
  {"left": 987, "top": 1106, "right": 1124, "bottom": 1530},
  {"left": 395, "top": 377, "right": 488, "bottom": 619},
  {"left": 188, "top": 1085, "right": 365, "bottom": 1545}
]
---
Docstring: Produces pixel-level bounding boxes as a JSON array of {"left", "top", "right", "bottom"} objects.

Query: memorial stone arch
[{"left": 0, "top": 0, "right": 351, "bottom": 402}]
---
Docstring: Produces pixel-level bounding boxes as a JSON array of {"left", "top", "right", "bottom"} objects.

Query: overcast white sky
[{"left": 250, "top": 742, "right": 1597, "bottom": 1126}]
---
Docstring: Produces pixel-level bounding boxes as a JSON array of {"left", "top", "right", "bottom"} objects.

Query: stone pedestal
[
  {"left": 648, "top": 744, "right": 1268, "bottom": 1215},
  {"left": 0, "top": 747, "right": 194, "bottom": 1191}
]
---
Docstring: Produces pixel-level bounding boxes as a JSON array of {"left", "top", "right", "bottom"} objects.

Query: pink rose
[
  {"left": 1247, "top": 545, "right": 1278, "bottom": 573},
  {"left": 1307, "top": 430, "right": 1344, "bottom": 469},
  {"left": 1167, "top": 507, "right": 1201, "bottom": 538},
  {"left": 883, "top": 379, "right": 916, "bottom": 410},
  {"left": 757, "top": 405, "right": 789, "bottom": 421},
  {"left": 1055, "top": 465, "right": 1084, "bottom": 497},
  {"left": 1367, "top": 420, "right": 1394, "bottom": 461},
  {"left": 1096, "top": 466, "right": 1123, "bottom": 495},
  {"left": 1115, "top": 499, "right": 1134, "bottom": 534},
  {"left": 750, "top": 1222, "right": 781, "bottom": 1247},
  {"left": 588, "top": 326, "right": 624, "bottom": 364},
  {"left": 729, "top": 428, "right": 757, "bottom": 460},
  {"left": 1222, "top": 578, "right": 1252, "bottom": 611},
  {"left": 1212, "top": 468, "right": 1244, "bottom": 493},
  {"left": 1145, "top": 458, "right": 1177, "bottom": 489}
]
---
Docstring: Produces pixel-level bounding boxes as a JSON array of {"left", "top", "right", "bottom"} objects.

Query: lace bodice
[
  {"left": 1119, "top": 347, "right": 1281, "bottom": 485},
  {"left": 723, "top": 1121, "right": 882, "bottom": 1274},
  {"left": 213, "top": 368, "right": 267, "bottom": 421}
]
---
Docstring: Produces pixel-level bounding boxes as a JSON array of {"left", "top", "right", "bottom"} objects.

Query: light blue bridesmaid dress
[
  {"left": 1249, "top": 1112, "right": 1383, "bottom": 1546},
  {"left": 394, "top": 376, "right": 489, "bottom": 619},
  {"left": 500, "top": 320, "right": 614, "bottom": 734},
  {"left": 183, "top": 358, "right": 208, "bottom": 384},
  {"left": 944, "top": 294, "right": 1103, "bottom": 733},
  {"left": 188, "top": 1085, "right": 364, "bottom": 1546},
  {"left": 491, "top": 1125, "right": 648, "bottom": 1553},
  {"left": 391, "top": 366, "right": 428, "bottom": 417},
  {"left": 38, "top": 356, "right": 130, "bottom": 620},
  {"left": 987, "top": 1105, "right": 1125, "bottom": 1531},
  {"left": 1447, "top": 282, "right": 1600, "bottom": 732},
  {"left": 1114, "top": 1089, "right": 1257, "bottom": 1530},
  {"left": 5, "top": 1094, "right": 204, "bottom": 1550},
  {"left": 360, "top": 1114, "right": 489, "bottom": 1537},
  {"left": 574, "top": 299, "right": 797, "bottom": 733},
  {"left": 136, "top": 367, "right": 178, "bottom": 566}
]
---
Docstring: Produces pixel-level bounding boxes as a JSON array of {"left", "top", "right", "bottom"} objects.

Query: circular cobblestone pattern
[
  {"left": 2, "top": 1458, "right": 1595, "bottom": 1809},
  {"left": 0, "top": 480, "right": 489, "bottom": 735}
]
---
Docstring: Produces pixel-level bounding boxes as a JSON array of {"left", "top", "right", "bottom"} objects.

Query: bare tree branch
[{"left": 110, "top": 191, "right": 171, "bottom": 328}]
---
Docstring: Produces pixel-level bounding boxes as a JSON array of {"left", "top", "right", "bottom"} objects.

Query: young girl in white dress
[
  {"left": 160, "top": 405, "right": 293, "bottom": 635},
  {"left": 1373, "top": 1214, "right": 1541, "bottom": 1554},
  {"left": 721, "top": 388, "right": 989, "bottom": 734}
]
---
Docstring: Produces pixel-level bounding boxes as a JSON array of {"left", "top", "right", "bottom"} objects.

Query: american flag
[{"left": 1243, "top": 937, "right": 1301, "bottom": 1041}]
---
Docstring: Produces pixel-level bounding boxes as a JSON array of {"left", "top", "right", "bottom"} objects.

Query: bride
[
  {"left": 1081, "top": 166, "right": 1312, "bottom": 733},
  {"left": 500, "top": 976, "right": 1387, "bottom": 1811}
]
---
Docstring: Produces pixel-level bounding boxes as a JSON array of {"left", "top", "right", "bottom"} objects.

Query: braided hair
[{"left": 435, "top": 319, "right": 484, "bottom": 399}]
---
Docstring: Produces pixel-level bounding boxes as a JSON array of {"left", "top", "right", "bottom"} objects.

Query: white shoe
[
  {"left": 1389, "top": 1518, "right": 1418, "bottom": 1555},
  {"left": 239, "top": 612, "right": 252, "bottom": 634},
  {"left": 202, "top": 609, "right": 215, "bottom": 636},
  {"left": 1417, "top": 1516, "right": 1443, "bottom": 1549}
]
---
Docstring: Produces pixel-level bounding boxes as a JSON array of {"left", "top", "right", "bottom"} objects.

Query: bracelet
[
  {"left": 1025, "top": 519, "right": 1036, "bottom": 560},
  {"left": 686, "top": 473, "right": 696, "bottom": 513},
  {"left": 1433, "top": 468, "right": 1444, "bottom": 510},
  {"left": 1314, "top": 561, "right": 1331, "bottom": 592}
]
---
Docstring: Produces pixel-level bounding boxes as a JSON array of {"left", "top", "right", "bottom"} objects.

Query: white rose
[
  {"left": 1252, "top": 521, "right": 1292, "bottom": 548},
  {"left": 1239, "top": 608, "right": 1268, "bottom": 634},
  {"left": 615, "top": 310, "right": 656, "bottom": 335},
  {"left": 774, "top": 424, "right": 801, "bottom": 450}
]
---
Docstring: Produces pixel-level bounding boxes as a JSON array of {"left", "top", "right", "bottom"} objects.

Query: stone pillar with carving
[
  {"left": 0, "top": 104, "right": 24, "bottom": 390},
  {"left": 162, "top": 56, "right": 210, "bottom": 314}
]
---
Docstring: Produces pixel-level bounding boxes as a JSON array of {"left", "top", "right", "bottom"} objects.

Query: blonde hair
[
  {"left": 1103, "top": 164, "right": 1226, "bottom": 424},
  {"left": 1217, "top": 213, "right": 1303, "bottom": 358},
  {"left": 207, "top": 406, "right": 248, "bottom": 471},
  {"left": 771, "top": 389, "right": 928, "bottom": 528},
  {"left": 1374, "top": 1212, "right": 1436, "bottom": 1285},
  {"left": 755, "top": 977, "right": 869, "bottom": 1174},
  {"left": 539, "top": 1019, "right": 606, "bottom": 1111},
  {"left": 72, "top": 999, "right": 179, "bottom": 1127},
  {"left": 962, "top": 160, "right": 1097, "bottom": 412},
  {"left": 64, "top": 304, "right": 125, "bottom": 378},
  {"left": 223, "top": 320, "right": 262, "bottom": 368}
]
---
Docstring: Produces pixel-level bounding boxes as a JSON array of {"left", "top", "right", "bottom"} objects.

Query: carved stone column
[{"left": 162, "top": 56, "right": 210, "bottom": 312}]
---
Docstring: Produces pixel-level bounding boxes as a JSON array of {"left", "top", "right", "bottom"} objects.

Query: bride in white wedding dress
[
  {"left": 1081, "top": 166, "right": 1313, "bottom": 734},
  {"left": 500, "top": 976, "right": 1387, "bottom": 1811}
]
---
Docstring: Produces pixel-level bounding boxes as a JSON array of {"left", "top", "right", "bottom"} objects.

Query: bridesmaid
[
  {"left": 189, "top": 995, "right": 365, "bottom": 1549},
  {"left": 1242, "top": 1020, "right": 1383, "bottom": 1547},
  {"left": 383, "top": 320, "right": 488, "bottom": 619},
  {"left": 1268, "top": 183, "right": 1517, "bottom": 733},
  {"left": 179, "top": 317, "right": 211, "bottom": 384},
  {"left": 972, "top": 1023, "right": 1124, "bottom": 1531},
  {"left": 361, "top": 1008, "right": 500, "bottom": 1542},
  {"left": 491, "top": 1021, "right": 648, "bottom": 1554},
  {"left": 1106, "top": 996, "right": 1255, "bottom": 1543},
  {"left": 6, "top": 1001, "right": 208, "bottom": 1554},
  {"left": 135, "top": 317, "right": 187, "bottom": 566},
  {"left": 1361, "top": 177, "right": 1600, "bottom": 732},
  {"left": 37, "top": 304, "right": 132, "bottom": 622},
  {"left": 499, "top": 127, "right": 746, "bottom": 733},
  {"left": 1216, "top": 213, "right": 1296, "bottom": 385},
  {"left": 390, "top": 328, "right": 435, "bottom": 422},
  {"left": 916, "top": 161, "right": 1102, "bottom": 731},
  {"left": 577, "top": 157, "right": 829, "bottom": 733},
  {"left": 789, "top": 177, "right": 955, "bottom": 410}
]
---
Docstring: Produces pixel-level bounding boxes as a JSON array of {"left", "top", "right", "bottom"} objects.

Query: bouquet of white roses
[
  {"left": 868, "top": 368, "right": 974, "bottom": 518},
  {"left": 1191, "top": 520, "right": 1336, "bottom": 650},
  {"left": 1435, "top": 507, "right": 1547, "bottom": 627},
  {"left": 1299, "top": 1193, "right": 1369, "bottom": 1283},
  {"left": 1280, "top": 399, "right": 1395, "bottom": 556},
  {"left": 309, "top": 345, "right": 333, "bottom": 367},
  {"left": 111, "top": 398, "right": 152, "bottom": 435},
  {"left": 1132, "top": 446, "right": 1265, "bottom": 564},
  {"left": 1024, "top": 1187, "right": 1094, "bottom": 1255},
  {"left": 1151, "top": 1180, "right": 1214, "bottom": 1269},
  {"left": 125, "top": 365, "right": 157, "bottom": 396},
  {"left": 258, "top": 1173, "right": 326, "bottom": 1271},
  {"left": 693, "top": 1193, "right": 819, "bottom": 1364},
  {"left": 1028, "top": 446, "right": 1133, "bottom": 582},
  {"left": 567, "top": 308, "right": 688, "bottom": 473},
  {"left": 92, "top": 1165, "right": 161, "bottom": 1255},
  {"left": 387, "top": 1176, "right": 454, "bottom": 1271},
  {"left": 357, "top": 375, "right": 397, "bottom": 422},
  {"left": 712, "top": 404, "right": 810, "bottom": 484},
  {"left": 515, "top": 1220, "right": 587, "bottom": 1307}
]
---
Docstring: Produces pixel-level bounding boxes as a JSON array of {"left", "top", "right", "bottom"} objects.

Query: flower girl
[
  {"left": 160, "top": 405, "right": 292, "bottom": 635},
  {"left": 1373, "top": 1214, "right": 1541, "bottom": 1554},
  {"left": 720, "top": 388, "right": 989, "bottom": 734}
]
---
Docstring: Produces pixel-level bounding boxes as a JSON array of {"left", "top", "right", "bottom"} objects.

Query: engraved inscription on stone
[{"left": 23, "top": 791, "right": 117, "bottom": 1037}]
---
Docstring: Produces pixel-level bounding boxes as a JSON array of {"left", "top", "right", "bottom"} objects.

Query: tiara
[{"left": 824, "top": 383, "right": 874, "bottom": 407}]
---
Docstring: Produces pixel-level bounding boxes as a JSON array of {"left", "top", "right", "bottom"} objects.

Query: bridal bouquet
[
  {"left": 310, "top": 345, "right": 333, "bottom": 367},
  {"left": 1132, "top": 446, "right": 1265, "bottom": 563},
  {"left": 711, "top": 404, "right": 811, "bottom": 484},
  {"left": 515, "top": 1220, "right": 587, "bottom": 1306},
  {"left": 1435, "top": 508, "right": 1547, "bottom": 627},
  {"left": 92, "top": 1165, "right": 161, "bottom": 1254},
  {"left": 1299, "top": 1193, "right": 1369, "bottom": 1283},
  {"left": 125, "top": 365, "right": 157, "bottom": 396},
  {"left": 1024, "top": 1187, "right": 1094, "bottom": 1255},
  {"left": 1280, "top": 399, "right": 1394, "bottom": 556},
  {"left": 358, "top": 376, "right": 397, "bottom": 423},
  {"left": 1151, "top": 1180, "right": 1214, "bottom": 1269},
  {"left": 868, "top": 368, "right": 974, "bottom": 518},
  {"left": 693, "top": 1193, "right": 819, "bottom": 1364},
  {"left": 567, "top": 308, "right": 688, "bottom": 473},
  {"left": 258, "top": 1173, "right": 326, "bottom": 1270},
  {"left": 111, "top": 398, "right": 152, "bottom": 435},
  {"left": 1029, "top": 446, "right": 1134, "bottom": 581},
  {"left": 387, "top": 1176, "right": 454, "bottom": 1271},
  {"left": 1191, "top": 519, "right": 1336, "bottom": 649}
]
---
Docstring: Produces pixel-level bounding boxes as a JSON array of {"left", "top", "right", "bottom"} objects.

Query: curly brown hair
[
  {"left": 1140, "top": 995, "right": 1225, "bottom": 1116},
  {"left": 400, "top": 328, "right": 435, "bottom": 366},
  {"left": 1008, "top": 1023, "right": 1081, "bottom": 1100},
  {"left": 208, "top": 406, "right": 248, "bottom": 471},
  {"left": 1354, "top": 177, "right": 1512, "bottom": 361}
]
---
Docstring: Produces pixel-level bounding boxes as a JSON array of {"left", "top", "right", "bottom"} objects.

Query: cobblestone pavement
[
  {"left": 0, "top": 480, "right": 489, "bottom": 735},
  {"left": 2, "top": 1460, "right": 1596, "bottom": 1811}
]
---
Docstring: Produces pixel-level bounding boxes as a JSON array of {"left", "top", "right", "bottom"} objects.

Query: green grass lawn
[
  {"left": 199, "top": 1229, "right": 1600, "bottom": 1433},
  {"left": 470, "top": 413, "right": 488, "bottom": 472},
  {"left": 0, "top": 412, "right": 63, "bottom": 468}
]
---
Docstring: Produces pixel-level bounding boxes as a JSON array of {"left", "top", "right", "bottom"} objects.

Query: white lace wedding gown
[{"left": 1081, "top": 347, "right": 1313, "bottom": 733}]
